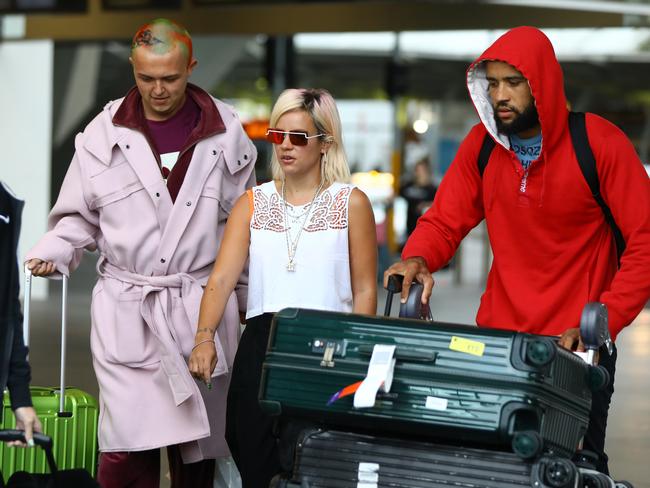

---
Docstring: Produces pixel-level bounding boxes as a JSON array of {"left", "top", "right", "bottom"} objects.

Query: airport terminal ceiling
[
  {"left": 8, "top": 0, "right": 650, "bottom": 107},
  {"left": 7, "top": 0, "right": 650, "bottom": 171},
  {"left": 5, "top": 0, "right": 650, "bottom": 39}
]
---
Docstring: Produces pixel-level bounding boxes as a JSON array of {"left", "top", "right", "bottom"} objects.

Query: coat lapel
[{"left": 154, "top": 140, "right": 221, "bottom": 273}]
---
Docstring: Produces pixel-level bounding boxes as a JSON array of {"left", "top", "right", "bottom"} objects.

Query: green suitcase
[
  {"left": 259, "top": 308, "right": 605, "bottom": 459},
  {"left": 0, "top": 271, "right": 99, "bottom": 478}
]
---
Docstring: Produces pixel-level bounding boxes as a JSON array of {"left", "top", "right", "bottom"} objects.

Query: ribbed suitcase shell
[
  {"left": 284, "top": 429, "right": 581, "bottom": 488},
  {"left": 260, "top": 308, "right": 592, "bottom": 458},
  {"left": 0, "top": 387, "right": 99, "bottom": 477}
]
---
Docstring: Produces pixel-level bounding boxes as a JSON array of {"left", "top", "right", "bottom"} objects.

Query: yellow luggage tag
[{"left": 449, "top": 336, "right": 485, "bottom": 357}]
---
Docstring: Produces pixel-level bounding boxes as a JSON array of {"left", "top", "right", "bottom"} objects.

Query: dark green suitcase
[
  {"left": 259, "top": 308, "right": 602, "bottom": 459},
  {"left": 278, "top": 428, "right": 582, "bottom": 488}
]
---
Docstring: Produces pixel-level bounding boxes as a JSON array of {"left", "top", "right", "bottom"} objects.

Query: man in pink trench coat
[{"left": 26, "top": 19, "right": 256, "bottom": 487}]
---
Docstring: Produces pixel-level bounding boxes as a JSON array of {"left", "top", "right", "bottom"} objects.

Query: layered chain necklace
[
  {"left": 282, "top": 179, "right": 325, "bottom": 272},
  {"left": 284, "top": 201, "right": 312, "bottom": 224}
]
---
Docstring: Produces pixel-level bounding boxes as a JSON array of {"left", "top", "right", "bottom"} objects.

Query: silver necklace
[
  {"left": 282, "top": 179, "right": 324, "bottom": 272},
  {"left": 285, "top": 202, "right": 313, "bottom": 223}
]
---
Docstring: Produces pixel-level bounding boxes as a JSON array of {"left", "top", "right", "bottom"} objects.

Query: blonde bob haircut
[{"left": 270, "top": 88, "right": 350, "bottom": 186}]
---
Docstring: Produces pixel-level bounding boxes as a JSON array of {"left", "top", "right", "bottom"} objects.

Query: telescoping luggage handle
[
  {"left": 0, "top": 430, "right": 58, "bottom": 474},
  {"left": 23, "top": 266, "right": 72, "bottom": 418}
]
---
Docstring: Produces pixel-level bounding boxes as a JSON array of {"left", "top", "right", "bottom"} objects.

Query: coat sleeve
[
  {"left": 235, "top": 167, "right": 256, "bottom": 314},
  {"left": 402, "top": 125, "right": 486, "bottom": 271},
  {"left": 25, "top": 153, "right": 100, "bottom": 277},
  {"left": 7, "top": 306, "right": 32, "bottom": 411},
  {"left": 589, "top": 115, "right": 650, "bottom": 337}
]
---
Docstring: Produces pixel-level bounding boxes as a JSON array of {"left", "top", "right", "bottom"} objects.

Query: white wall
[{"left": 0, "top": 40, "right": 54, "bottom": 299}]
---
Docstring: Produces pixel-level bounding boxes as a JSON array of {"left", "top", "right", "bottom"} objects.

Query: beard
[{"left": 494, "top": 101, "right": 539, "bottom": 135}]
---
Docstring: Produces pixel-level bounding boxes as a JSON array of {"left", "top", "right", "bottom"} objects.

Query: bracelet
[{"left": 192, "top": 339, "right": 215, "bottom": 351}]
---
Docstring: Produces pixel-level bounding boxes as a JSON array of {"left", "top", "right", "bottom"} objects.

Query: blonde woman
[{"left": 189, "top": 88, "right": 377, "bottom": 487}]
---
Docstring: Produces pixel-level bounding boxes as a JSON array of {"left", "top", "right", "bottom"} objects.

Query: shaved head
[
  {"left": 131, "top": 18, "right": 193, "bottom": 66},
  {"left": 129, "top": 18, "right": 197, "bottom": 121}
]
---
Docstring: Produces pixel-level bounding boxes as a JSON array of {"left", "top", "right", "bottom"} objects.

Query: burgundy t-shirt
[{"left": 146, "top": 95, "right": 201, "bottom": 180}]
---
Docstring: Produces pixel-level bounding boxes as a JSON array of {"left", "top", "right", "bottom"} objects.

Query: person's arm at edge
[
  {"left": 589, "top": 114, "right": 650, "bottom": 340},
  {"left": 348, "top": 188, "right": 377, "bottom": 315},
  {"left": 7, "top": 314, "right": 31, "bottom": 413},
  {"left": 189, "top": 193, "right": 251, "bottom": 383},
  {"left": 7, "top": 301, "right": 42, "bottom": 447}
]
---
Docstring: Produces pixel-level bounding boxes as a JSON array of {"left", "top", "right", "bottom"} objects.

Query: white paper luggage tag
[
  {"left": 353, "top": 344, "right": 396, "bottom": 408},
  {"left": 357, "top": 462, "right": 379, "bottom": 488},
  {"left": 572, "top": 351, "right": 591, "bottom": 364}
]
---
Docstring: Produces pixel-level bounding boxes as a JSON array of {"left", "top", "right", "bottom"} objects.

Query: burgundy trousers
[{"left": 97, "top": 445, "right": 215, "bottom": 488}]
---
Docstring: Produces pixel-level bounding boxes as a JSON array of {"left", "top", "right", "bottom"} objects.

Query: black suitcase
[
  {"left": 276, "top": 428, "right": 582, "bottom": 488},
  {"left": 259, "top": 305, "right": 609, "bottom": 459},
  {"left": 0, "top": 430, "right": 98, "bottom": 488}
]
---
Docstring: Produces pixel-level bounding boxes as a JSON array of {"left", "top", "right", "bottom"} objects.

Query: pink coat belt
[{"left": 97, "top": 256, "right": 227, "bottom": 406}]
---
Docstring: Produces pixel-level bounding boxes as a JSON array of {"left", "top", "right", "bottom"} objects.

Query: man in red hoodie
[{"left": 386, "top": 26, "right": 650, "bottom": 474}]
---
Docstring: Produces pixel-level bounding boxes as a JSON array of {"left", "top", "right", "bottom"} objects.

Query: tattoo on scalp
[{"left": 133, "top": 29, "right": 163, "bottom": 48}]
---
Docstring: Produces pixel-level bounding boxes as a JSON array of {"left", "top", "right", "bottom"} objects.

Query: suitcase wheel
[
  {"left": 573, "top": 450, "right": 599, "bottom": 469},
  {"left": 583, "top": 471, "right": 615, "bottom": 488},
  {"left": 542, "top": 458, "right": 579, "bottom": 488},
  {"left": 512, "top": 430, "right": 543, "bottom": 460},
  {"left": 615, "top": 482, "right": 634, "bottom": 488},
  {"left": 586, "top": 365, "right": 610, "bottom": 392},
  {"left": 525, "top": 339, "right": 556, "bottom": 368}
]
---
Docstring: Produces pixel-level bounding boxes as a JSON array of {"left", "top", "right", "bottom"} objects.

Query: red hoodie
[{"left": 403, "top": 26, "right": 650, "bottom": 340}]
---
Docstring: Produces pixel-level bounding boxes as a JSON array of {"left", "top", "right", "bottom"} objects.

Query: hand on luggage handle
[
  {"left": 0, "top": 430, "right": 58, "bottom": 474},
  {"left": 385, "top": 274, "right": 432, "bottom": 321},
  {"left": 579, "top": 302, "right": 613, "bottom": 365},
  {"left": 400, "top": 282, "right": 433, "bottom": 321},
  {"left": 23, "top": 265, "right": 72, "bottom": 419}
]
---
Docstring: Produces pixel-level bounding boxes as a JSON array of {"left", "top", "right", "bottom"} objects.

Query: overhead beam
[{"left": 20, "top": 0, "right": 628, "bottom": 41}]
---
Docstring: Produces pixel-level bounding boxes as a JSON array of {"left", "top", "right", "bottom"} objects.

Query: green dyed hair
[{"left": 131, "top": 18, "right": 193, "bottom": 65}]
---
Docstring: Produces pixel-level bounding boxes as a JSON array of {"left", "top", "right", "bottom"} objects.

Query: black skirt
[{"left": 225, "top": 313, "right": 282, "bottom": 488}]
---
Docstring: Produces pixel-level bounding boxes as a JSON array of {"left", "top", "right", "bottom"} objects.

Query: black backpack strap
[
  {"left": 478, "top": 133, "right": 496, "bottom": 177},
  {"left": 569, "top": 112, "right": 626, "bottom": 263}
]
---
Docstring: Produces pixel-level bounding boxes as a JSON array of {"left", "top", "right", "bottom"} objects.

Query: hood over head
[{"left": 467, "top": 26, "right": 568, "bottom": 151}]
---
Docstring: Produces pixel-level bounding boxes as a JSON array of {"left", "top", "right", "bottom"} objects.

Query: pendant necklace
[{"left": 282, "top": 179, "right": 324, "bottom": 272}]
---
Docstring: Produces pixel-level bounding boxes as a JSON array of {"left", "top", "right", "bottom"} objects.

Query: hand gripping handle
[
  {"left": 0, "top": 430, "right": 58, "bottom": 473},
  {"left": 398, "top": 282, "right": 433, "bottom": 321},
  {"left": 383, "top": 274, "right": 432, "bottom": 321},
  {"left": 579, "top": 302, "right": 613, "bottom": 364}
]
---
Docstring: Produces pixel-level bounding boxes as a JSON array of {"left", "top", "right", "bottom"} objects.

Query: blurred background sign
[
  {"left": 0, "top": 0, "right": 86, "bottom": 12},
  {"left": 102, "top": 0, "right": 180, "bottom": 8}
]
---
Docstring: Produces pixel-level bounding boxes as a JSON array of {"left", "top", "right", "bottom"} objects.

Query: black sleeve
[{"left": 7, "top": 306, "right": 32, "bottom": 410}]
